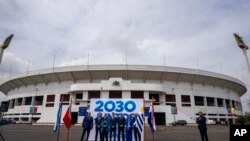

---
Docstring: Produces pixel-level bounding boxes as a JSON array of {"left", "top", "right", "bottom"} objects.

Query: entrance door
[
  {"left": 154, "top": 112, "right": 166, "bottom": 125},
  {"left": 71, "top": 112, "right": 78, "bottom": 125}
]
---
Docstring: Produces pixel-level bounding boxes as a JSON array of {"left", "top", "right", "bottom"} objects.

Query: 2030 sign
[{"left": 95, "top": 100, "right": 136, "bottom": 113}]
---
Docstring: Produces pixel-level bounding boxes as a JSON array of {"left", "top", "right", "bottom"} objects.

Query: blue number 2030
[{"left": 95, "top": 100, "right": 136, "bottom": 113}]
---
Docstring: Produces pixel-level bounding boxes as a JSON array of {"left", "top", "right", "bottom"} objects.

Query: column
[
  {"left": 101, "top": 91, "right": 109, "bottom": 99},
  {"left": 122, "top": 91, "right": 130, "bottom": 98}
]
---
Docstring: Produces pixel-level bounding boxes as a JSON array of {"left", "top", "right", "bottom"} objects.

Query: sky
[{"left": 0, "top": 0, "right": 250, "bottom": 112}]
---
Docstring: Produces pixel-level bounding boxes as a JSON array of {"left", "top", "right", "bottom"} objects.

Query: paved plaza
[{"left": 0, "top": 124, "right": 229, "bottom": 141}]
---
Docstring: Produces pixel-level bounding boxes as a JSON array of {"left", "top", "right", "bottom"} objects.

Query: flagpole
[
  {"left": 143, "top": 98, "right": 146, "bottom": 141},
  {"left": 152, "top": 97, "right": 154, "bottom": 141},
  {"left": 66, "top": 98, "right": 72, "bottom": 141},
  {"left": 56, "top": 97, "right": 63, "bottom": 141}
]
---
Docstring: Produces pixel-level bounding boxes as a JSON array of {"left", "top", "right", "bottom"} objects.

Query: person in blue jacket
[
  {"left": 126, "top": 114, "right": 134, "bottom": 141},
  {"left": 100, "top": 114, "right": 110, "bottom": 141},
  {"left": 95, "top": 112, "right": 102, "bottom": 141},
  {"left": 81, "top": 112, "right": 93, "bottom": 141}
]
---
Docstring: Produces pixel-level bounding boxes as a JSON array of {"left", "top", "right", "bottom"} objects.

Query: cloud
[{"left": 0, "top": 0, "right": 250, "bottom": 111}]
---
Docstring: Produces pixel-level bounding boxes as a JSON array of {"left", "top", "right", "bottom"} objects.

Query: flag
[
  {"left": 63, "top": 104, "right": 72, "bottom": 129},
  {"left": 147, "top": 100, "right": 156, "bottom": 133},
  {"left": 53, "top": 101, "right": 62, "bottom": 132},
  {"left": 134, "top": 106, "right": 144, "bottom": 134}
]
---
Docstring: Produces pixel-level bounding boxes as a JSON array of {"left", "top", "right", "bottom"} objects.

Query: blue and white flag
[
  {"left": 134, "top": 106, "right": 144, "bottom": 134},
  {"left": 147, "top": 100, "right": 156, "bottom": 133},
  {"left": 53, "top": 101, "right": 62, "bottom": 132}
]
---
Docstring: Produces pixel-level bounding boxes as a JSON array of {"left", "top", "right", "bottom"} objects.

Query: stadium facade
[{"left": 0, "top": 65, "right": 246, "bottom": 125}]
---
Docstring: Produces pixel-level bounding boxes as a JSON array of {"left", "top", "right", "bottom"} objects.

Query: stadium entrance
[{"left": 154, "top": 112, "right": 166, "bottom": 125}]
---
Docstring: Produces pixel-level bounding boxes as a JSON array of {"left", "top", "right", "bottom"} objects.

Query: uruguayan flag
[{"left": 134, "top": 106, "right": 144, "bottom": 134}]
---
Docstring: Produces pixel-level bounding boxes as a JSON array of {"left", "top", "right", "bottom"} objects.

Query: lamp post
[
  {"left": 233, "top": 33, "right": 250, "bottom": 114},
  {"left": 233, "top": 33, "right": 250, "bottom": 81},
  {"left": 0, "top": 34, "right": 14, "bottom": 64}
]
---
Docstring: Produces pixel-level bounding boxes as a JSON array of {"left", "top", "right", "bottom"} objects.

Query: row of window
[
  {"left": 164, "top": 94, "right": 242, "bottom": 110},
  {"left": 8, "top": 91, "right": 242, "bottom": 111}
]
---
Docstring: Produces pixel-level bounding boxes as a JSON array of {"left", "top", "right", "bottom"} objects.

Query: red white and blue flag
[{"left": 147, "top": 100, "right": 156, "bottom": 133}]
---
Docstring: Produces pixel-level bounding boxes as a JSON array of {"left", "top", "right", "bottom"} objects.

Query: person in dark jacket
[
  {"left": 81, "top": 112, "right": 93, "bottom": 141},
  {"left": 109, "top": 112, "right": 117, "bottom": 141},
  {"left": 95, "top": 112, "right": 102, "bottom": 141},
  {"left": 100, "top": 114, "right": 110, "bottom": 141},
  {"left": 126, "top": 114, "right": 134, "bottom": 141},
  {"left": 118, "top": 113, "right": 125, "bottom": 141},
  {"left": 196, "top": 111, "right": 208, "bottom": 141}
]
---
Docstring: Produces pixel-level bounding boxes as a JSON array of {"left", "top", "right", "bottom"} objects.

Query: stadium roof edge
[{"left": 0, "top": 64, "right": 247, "bottom": 96}]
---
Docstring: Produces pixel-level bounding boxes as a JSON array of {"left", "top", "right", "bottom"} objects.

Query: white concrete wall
[{"left": 4, "top": 78, "right": 243, "bottom": 124}]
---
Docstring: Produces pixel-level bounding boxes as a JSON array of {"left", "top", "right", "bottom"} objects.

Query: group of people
[{"left": 81, "top": 112, "right": 142, "bottom": 141}]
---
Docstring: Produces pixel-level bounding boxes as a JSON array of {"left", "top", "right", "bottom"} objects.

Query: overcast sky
[{"left": 0, "top": 0, "right": 250, "bottom": 112}]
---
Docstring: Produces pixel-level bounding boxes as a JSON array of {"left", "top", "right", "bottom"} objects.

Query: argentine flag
[
  {"left": 53, "top": 101, "right": 62, "bottom": 132},
  {"left": 147, "top": 101, "right": 156, "bottom": 133}
]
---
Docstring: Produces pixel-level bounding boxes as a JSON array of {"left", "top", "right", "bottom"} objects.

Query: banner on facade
[{"left": 87, "top": 99, "right": 144, "bottom": 141}]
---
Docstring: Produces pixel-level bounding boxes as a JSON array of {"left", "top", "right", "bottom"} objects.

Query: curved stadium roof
[{"left": 0, "top": 65, "right": 247, "bottom": 96}]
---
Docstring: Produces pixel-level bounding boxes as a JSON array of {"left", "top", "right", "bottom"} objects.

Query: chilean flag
[
  {"left": 147, "top": 100, "right": 156, "bottom": 133},
  {"left": 63, "top": 105, "right": 72, "bottom": 129}
]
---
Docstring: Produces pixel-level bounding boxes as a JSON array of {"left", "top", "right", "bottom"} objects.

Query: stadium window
[
  {"left": 16, "top": 98, "right": 23, "bottom": 106},
  {"left": 165, "top": 94, "right": 176, "bottom": 111},
  {"left": 46, "top": 103, "right": 54, "bottom": 107},
  {"left": 149, "top": 93, "right": 160, "bottom": 105},
  {"left": 181, "top": 95, "right": 191, "bottom": 107},
  {"left": 232, "top": 100, "right": 235, "bottom": 108},
  {"left": 60, "top": 94, "right": 70, "bottom": 101},
  {"left": 24, "top": 97, "right": 32, "bottom": 105},
  {"left": 217, "top": 98, "right": 224, "bottom": 107},
  {"left": 131, "top": 91, "right": 144, "bottom": 99},
  {"left": 194, "top": 96, "right": 204, "bottom": 106},
  {"left": 109, "top": 91, "right": 122, "bottom": 98},
  {"left": 182, "top": 104, "right": 191, "bottom": 107},
  {"left": 206, "top": 97, "right": 215, "bottom": 106},
  {"left": 181, "top": 95, "right": 191, "bottom": 102},
  {"left": 166, "top": 95, "right": 176, "bottom": 102},
  {"left": 10, "top": 99, "right": 15, "bottom": 109},
  {"left": 60, "top": 94, "right": 70, "bottom": 105},
  {"left": 46, "top": 95, "right": 55, "bottom": 102},
  {"left": 76, "top": 93, "right": 83, "bottom": 99},
  {"left": 88, "top": 91, "right": 101, "bottom": 99},
  {"left": 35, "top": 96, "right": 44, "bottom": 106}
]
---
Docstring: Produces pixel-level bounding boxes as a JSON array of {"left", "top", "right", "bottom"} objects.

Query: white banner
[{"left": 86, "top": 99, "right": 144, "bottom": 141}]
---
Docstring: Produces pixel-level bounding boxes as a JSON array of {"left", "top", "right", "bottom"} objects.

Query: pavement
[{"left": 0, "top": 124, "right": 229, "bottom": 141}]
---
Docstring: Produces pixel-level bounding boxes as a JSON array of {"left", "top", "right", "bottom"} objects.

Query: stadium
[{"left": 0, "top": 65, "right": 246, "bottom": 125}]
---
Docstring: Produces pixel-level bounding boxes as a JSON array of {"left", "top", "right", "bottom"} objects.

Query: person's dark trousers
[
  {"left": 101, "top": 131, "right": 108, "bottom": 141},
  {"left": 199, "top": 129, "right": 208, "bottom": 141},
  {"left": 110, "top": 127, "right": 116, "bottom": 141},
  {"left": 81, "top": 128, "right": 90, "bottom": 141},
  {"left": 118, "top": 127, "right": 124, "bottom": 141},
  {"left": 95, "top": 127, "right": 101, "bottom": 141},
  {"left": 134, "top": 127, "right": 141, "bottom": 141}
]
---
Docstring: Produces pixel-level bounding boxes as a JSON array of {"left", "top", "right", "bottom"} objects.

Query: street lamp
[
  {"left": 233, "top": 33, "right": 250, "bottom": 114},
  {"left": 233, "top": 33, "right": 250, "bottom": 80},
  {"left": 0, "top": 34, "right": 14, "bottom": 64}
]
